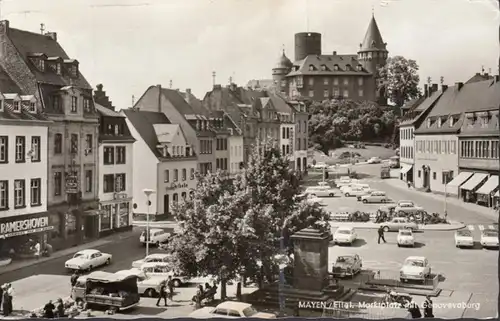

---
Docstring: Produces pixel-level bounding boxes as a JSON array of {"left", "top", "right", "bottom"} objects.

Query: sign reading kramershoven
[{"left": 0, "top": 217, "right": 54, "bottom": 238}]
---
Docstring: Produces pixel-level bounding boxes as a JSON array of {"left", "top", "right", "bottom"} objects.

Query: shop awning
[
  {"left": 400, "top": 164, "right": 412, "bottom": 174},
  {"left": 476, "top": 175, "right": 499, "bottom": 195},
  {"left": 460, "top": 173, "right": 488, "bottom": 191},
  {"left": 447, "top": 171, "right": 473, "bottom": 187}
]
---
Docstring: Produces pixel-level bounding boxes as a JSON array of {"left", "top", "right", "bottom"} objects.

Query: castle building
[{"left": 250, "top": 15, "right": 388, "bottom": 104}]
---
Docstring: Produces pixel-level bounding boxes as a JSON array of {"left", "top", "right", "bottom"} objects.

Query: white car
[
  {"left": 189, "top": 301, "right": 276, "bottom": 319},
  {"left": 397, "top": 229, "right": 415, "bottom": 247},
  {"left": 360, "top": 191, "right": 389, "bottom": 203},
  {"left": 65, "top": 249, "right": 112, "bottom": 272},
  {"left": 115, "top": 269, "right": 167, "bottom": 297},
  {"left": 341, "top": 182, "right": 367, "bottom": 193},
  {"left": 132, "top": 253, "right": 172, "bottom": 269},
  {"left": 455, "top": 229, "right": 474, "bottom": 248},
  {"left": 304, "top": 186, "right": 339, "bottom": 197},
  {"left": 480, "top": 229, "right": 499, "bottom": 248},
  {"left": 399, "top": 256, "right": 431, "bottom": 283},
  {"left": 333, "top": 227, "right": 357, "bottom": 245},
  {"left": 335, "top": 176, "right": 352, "bottom": 187},
  {"left": 394, "top": 202, "right": 424, "bottom": 216},
  {"left": 306, "top": 195, "right": 325, "bottom": 206},
  {"left": 343, "top": 187, "right": 369, "bottom": 197},
  {"left": 139, "top": 262, "right": 189, "bottom": 287},
  {"left": 313, "top": 162, "right": 327, "bottom": 169},
  {"left": 367, "top": 157, "right": 382, "bottom": 164},
  {"left": 140, "top": 228, "right": 171, "bottom": 246}
]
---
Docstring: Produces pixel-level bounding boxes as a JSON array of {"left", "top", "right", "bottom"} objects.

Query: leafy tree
[{"left": 377, "top": 55, "right": 421, "bottom": 108}]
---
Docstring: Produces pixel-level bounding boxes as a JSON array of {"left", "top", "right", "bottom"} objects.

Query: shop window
[
  {"left": 100, "top": 205, "right": 112, "bottom": 231},
  {"left": 118, "top": 202, "right": 129, "bottom": 227},
  {"left": 173, "top": 193, "right": 178, "bottom": 203},
  {"left": 65, "top": 213, "right": 77, "bottom": 235}
]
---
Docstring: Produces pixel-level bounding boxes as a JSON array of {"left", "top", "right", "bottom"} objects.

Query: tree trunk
[
  {"left": 221, "top": 279, "right": 227, "bottom": 300},
  {"left": 236, "top": 282, "right": 242, "bottom": 301}
]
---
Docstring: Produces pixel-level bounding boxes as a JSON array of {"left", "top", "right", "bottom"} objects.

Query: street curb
[
  {"left": 329, "top": 222, "right": 466, "bottom": 231},
  {"left": 0, "top": 232, "right": 138, "bottom": 276}
]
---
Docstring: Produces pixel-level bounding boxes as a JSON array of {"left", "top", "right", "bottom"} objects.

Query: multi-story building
[
  {"left": 399, "top": 84, "right": 443, "bottom": 183},
  {"left": 289, "top": 100, "right": 309, "bottom": 172},
  {"left": 94, "top": 85, "right": 136, "bottom": 235},
  {"left": 123, "top": 109, "right": 197, "bottom": 219},
  {"left": 457, "top": 77, "right": 500, "bottom": 207},
  {"left": 0, "top": 21, "right": 100, "bottom": 246},
  {"left": 0, "top": 80, "right": 54, "bottom": 253}
]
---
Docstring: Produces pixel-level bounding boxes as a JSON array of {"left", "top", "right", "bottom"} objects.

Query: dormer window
[
  {"left": 83, "top": 98, "right": 91, "bottom": 112},
  {"left": 53, "top": 96, "right": 61, "bottom": 111},
  {"left": 71, "top": 96, "right": 77, "bottom": 113},
  {"left": 357, "top": 65, "right": 363, "bottom": 71},
  {"left": 321, "top": 65, "right": 327, "bottom": 71},
  {"left": 29, "top": 102, "right": 36, "bottom": 113},
  {"left": 449, "top": 117, "right": 454, "bottom": 127},
  {"left": 345, "top": 64, "right": 351, "bottom": 71},
  {"left": 333, "top": 64, "right": 339, "bottom": 71},
  {"left": 309, "top": 65, "right": 315, "bottom": 71},
  {"left": 13, "top": 101, "right": 20, "bottom": 112},
  {"left": 437, "top": 118, "right": 442, "bottom": 128},
  {"left": 163, "top": 146, "right": 168, "bottom": 157},
  {"left": 56, "top": 63, "right": 61, "bottom": 75},
  {"left": 427, "top": 118, "right": 431, "bottom": 128},
  {"left": 71, "top": 65, "right": 78, "bottom": 77},
  {"left": 39, "top": 60, "right": 45, "bottom": 71}
]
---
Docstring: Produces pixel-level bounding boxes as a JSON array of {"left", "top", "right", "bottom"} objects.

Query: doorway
[
  {"left": 423, "top": 167, "right": 431, "bottom": 190},
  {"left": 163, "top": 194, "right": 170, "bottom": 216}
]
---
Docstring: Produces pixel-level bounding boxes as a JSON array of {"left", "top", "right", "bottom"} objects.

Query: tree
[{"left": 377, "top": 56, "right": 421, "bottom": 108}]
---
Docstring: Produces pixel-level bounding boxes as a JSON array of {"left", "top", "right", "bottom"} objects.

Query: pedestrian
[
  {"left": 55, "top": 298, "right": 65, "bottom": 317},
  {"left": 43, "top": 300, "right": 55, "bottom": 318},
  {"left": 167, "top": 276, "right": 175, "bottom": 302},
  {"left": 71, "top": 271, "right": 79, "bottom": 287},
  {"left": 156, "top": 281, "right": 168, "bottom": 307},
  {"left": 194, "top": 285, "right": 203, "bottom": 309},
  {"left": 423, "top": 296, "right": 434, "bottom": 318},
  {"left": 6, "top": 283, "right": 13, "bottom": 314},
  {"left": 407, "top": 300, "right": 422, "bottom": 319},
  {"left": 407, "top": 182, "right": 411, "bottom": 189},
  {"left": 34, "top": 241, "right": 41, "bottom": 260},
  {"left": 2, "top": 286, "right": 9, "bottom": 316},
  {"left": 0, "top": 283, "right": 3, "bottom": 312},
  {"left": 293, "top": 302, "right": 300, "bottom": 316},
  {"left": 377, "top": 225, "right": 387, "bottom": 244}
]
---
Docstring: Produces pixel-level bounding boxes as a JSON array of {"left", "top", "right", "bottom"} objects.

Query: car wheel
[
  {"left": 173, "top": 279, "right": 182, "bottom": 287},
  {"left": 345, "top": 193, "right": 350, "bottom": 197},
  {"left": 145, "top": 288, "right": 157, "bottom": 297},
  {"left": 362, "top": 199, "right": 368, "bottom": 204},
  {"left": 397, "top": 244, "right": 401, "bottom": 247},
  {"left": 105, "top": 258, "right": 111, "bottom": 265},
  {"left": 329, "top": 193, "right": 334, "bottom": 197},
  {"left": 381, "top": 199, "right": 386, "bottom": 203},
  {"left": 383, "top": 226, "right": 390, "bottom": 232},
  {"left": 400, "top": 278, "right": 406, "bottom": 283}
]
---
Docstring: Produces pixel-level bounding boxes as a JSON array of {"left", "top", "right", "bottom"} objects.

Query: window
[
  {"left": 164, "top": 170, "right": 170, "bottom": 182},
  {"left": 343, "top": 90, "right": 349, "bottom": 98},
  {"left": 182, "top": 168, "right": 187, "bottom": 181},
  {"left": 53, "top": 96, "right": 61, "bottom": 111},
  {"left": 190, "top": 168, "right": 195, "bottom": 180},
  {"left": 173, "top": 193, "right": 178, "bottom": 203},
  {"left": 308, "top": 78, "right": 314, "bottom": 86},
  {"left": 14, "top": 179, "right": 25, "bottom": 208},
  {"left": 104, "top": 147, "right": 115, "bottom": 165},
  {"left": 83, "top": 99, "right": 91, "bottom": 112},
  {"left": 418, "top": 170, "right": 421, "bottom": 178},
  {"left": 39, "top": 59, "right": 45, "bottom": 71},
  {"left": 308, "top": 90, "right": 314, "bottom": 97},
  {"left": 15, "top": 136, "right": 25, "bottom": 163},
  {"left": 0, "top": 136, "right": 8, "bottom": 163},
  {"left": 54, "top": 133, "right": 62, "bottom": 154},
  {"left": 30, "top": 178, "right": 41, "bottom": 206},
  {"left": 31, "top": 136, "right": 41, "bottom": 162},
  {"left": 358, "top": 77, "right": 364, "bottom": 86},
  {"left": 0, "top": 181, "right": 8, "bottom": 210},
  {"left": 116, "top": 146, "right": 126, "bottom": 164},
  {"left": 323, "top": 77, "right": 329, "bottom": 85},
  {"left": 115, "top": 174, "right": 126, "bottom": 192},
  {"left": 333, "top": 65, "right": 339, "bottom": 71},
  {"left": 181, "top": 192, "right": 187, "bottom": 201},
  {"left": 323, "top": 90, "right": 329, "bottom": 98},
  {"left": 54, "top": 172, "right": 62, "bottom": 196},
  {"left": 103, "top": 174, "right": 115, "bottom": 193},
  {"left": 85, "top": 134, "right": 93, "bottom": 154},
  {"left": 358, "top": 89, "right": 364, "bottom": 97},
  {"left": 432, "top": 172, "right": 436, "bottom": 180},
  {"left": 71, "top": 96, "right": 78, "bottom": 113},
  {"left": 343, "top": 78, "right": 349, "bottom": 85},
  {"left": 29, "top": 102, "right": 36, "bottom": 113},
  {"left": 333, "top": 77, "right": 339, "bottom": 85},
  {"left": 174, "top": 169, "right": 179, "bottom": 182},
  {"left": 56, "top": 63, "right": 61, "bottom": 75},
  {"left": 13, "top": 101, "right": 20, "bottom": 112},
  {"left": 84, "top": 170, "right": 92, "bottom": 193},
  {"left": 70, "top": 134, "right": 78, "bottom": 154}
]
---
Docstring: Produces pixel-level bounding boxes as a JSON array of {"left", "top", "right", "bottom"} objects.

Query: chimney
[
  {"left": 157, "top": 84, "right": 162, "bottom": 112},
  {"left": 455, "top": 82, "right": 464, "bottom": 91},
  {"left": 441, "top": 84, "right": 448, "bottom": 91},
  {"left": 186, "top": 88, "right": 191, "bottom": 94},
  {"left": 484, "top": 73, "right": 489, "bottom": 78},
  {"left": 332, "top": 51, "right": 337, "bottom": 55},
  {"left": 0, "top": 20, "right": 9, "bottom": 33},
  {"left": 213, "top": 84, "right": 222, "bottom": 90},
  {"left": 424, "top": 84, "right": 428, "bottom": 98},
  {"left": 45, "top": 32, "right": 57, "bottom": 41},
  {"left": 431, "top": 84, "right": 438, "bottom": 94}
]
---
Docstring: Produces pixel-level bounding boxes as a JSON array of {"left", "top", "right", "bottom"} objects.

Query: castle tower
[
  {"left": 272, "top": 49, "right": 293, "bottom": 92},
  {"left": 294, "top": 32, "right": 322, "bottom": 61},
  {"left": 357, "top": 14, "right": 388, "bottom": 75}
]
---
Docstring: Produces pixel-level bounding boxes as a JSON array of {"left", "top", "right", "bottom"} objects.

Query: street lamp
[{"left": 143, "top": 188, "right": 156, "bottom": 257}]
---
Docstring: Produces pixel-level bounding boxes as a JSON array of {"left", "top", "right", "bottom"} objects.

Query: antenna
[
  {"left": 481, "top": 65, "right": 485, "bottom": 74},
  {"left": 40, "top": 23, "right": 45, "bottom": 34},
  {"left": 372, "top": 4, "right": 374, "bottom": 15},
  {"left": 169, "top": 80, "right": 172, "bottom": 89},
  {"left": 440, "top": 76, "right": 444, "bottom": 85},
  {"left": 282, "top": 44, "right": 285, "bottom": 54},
  {"left": 427, "top": 77, "right": 432, "bottom": 86},
  {"left": 132, "top": 95, "right": 135, "bottom": 106},
  {"left": 212, "top": 71, "right": 216, "bottom": 86}
]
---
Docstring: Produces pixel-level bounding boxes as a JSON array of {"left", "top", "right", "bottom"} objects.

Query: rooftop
[{"left": 286, "top": 54, "right": 370, "bottom": 77}]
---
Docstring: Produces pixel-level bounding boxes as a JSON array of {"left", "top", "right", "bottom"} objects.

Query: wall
[
  {"left": 0, "top": 123, "right": 48, "bottom": 217},
  {"left": 124, "top": 117, "right": 158, "bottom": 215},
  {"left": 414, "top": 134, "right": 459, "bottom": 193},
  {"left": 98, "top": 143, "right": 134, "bottom": 201},
  {"left": 228, "top": 135, "right": 244, "bottom": 174}
]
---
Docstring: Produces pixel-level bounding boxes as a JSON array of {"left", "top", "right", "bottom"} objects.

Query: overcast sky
[{"left": 2, "top": 0, "right": 499, "bottom": 109}]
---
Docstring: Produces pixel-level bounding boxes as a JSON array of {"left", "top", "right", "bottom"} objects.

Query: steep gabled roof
[
  {"left": 8, "top": 28, "right": 91, "bottom": 89},
  {"left": 95, "top": 103, "right": 124, "bottom": 118},
  {"left": 359, "top": 15, "right": 387, "bottom": 53}
]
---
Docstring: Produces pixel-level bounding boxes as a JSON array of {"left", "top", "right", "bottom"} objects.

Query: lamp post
[{"left": 143, "top": 188, "right": 156, "bottom": 257}]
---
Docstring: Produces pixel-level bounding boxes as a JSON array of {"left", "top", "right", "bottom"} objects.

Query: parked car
[
  {"left": 115, "top": 269, "right": 167, "bottom": 297},
  {"left": 138, "top": 262, "right": 189, "bottom": 287},
  {"left": 132, "top": 253, "right": 172, "bottom": 269},
  {"left": 333, "top": 227, "right": 357, "bottom": 245},
  {"left": 480, "top": 229, "right": 499, "bottom": 249},
  {"left": 399, "top": 256, "right": 431, "bottom": 283},
  {"left": 455, "top": 230, "right": 474, "bottom": 248},
  {"left": 65, "top": 249, "right": 112, "bottom": 272},
  {"left": 334, "top": 176, "right": 352, "bottom": 187},
  {"left": 331, "top": 254, "right": 362, "bottom": 277},
  {"left": 397, "top": 229, "right": 415, "bottom": 247},
  {"left": 367, "top": 157, "right": 382, "bottom": 164},
  {"left": 360, "top": 191, "right": 389, "bottom": 203},
  {"left": 395, "top": 202, "right": 424, "bottom": 216},
  {"left": 304, "top": 186, "right": 339, "bottom": 197},
  {"left": 140, "top": 228, "right": 171, "bottom": 246},
  {"left": 381, "top": 218, "right": 419, "bottom": 232},
  {"left": 342, "top": 183, "right": 368, "bottom": 193},
  {"left": 343, "top": 186, "right": 369, "bottom": 198},
  {"left": 313, "top": 162, "right": 328, "bottom": 169},
  {"left": 305, "top": 195, "right": 326, "bottom": 206},
  {"left": 189, "top": 301, "right": 276, "bottom": 319}
]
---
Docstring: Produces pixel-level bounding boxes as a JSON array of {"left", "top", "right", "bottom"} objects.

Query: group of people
[
  {"left": 155, "top": 276, "right": 176, "bottom": 307},
  {"left": 42, "top": 298, "right": 65, "bottom": 318},
  {"left": 406, "top": 296, "right": 434, "bottom": 319},
  {"left": 0, "top": 283, "right": 14, "bottom": 316},
  {"left": 191, "top": 282, "right": 218, "bottom": 308}
]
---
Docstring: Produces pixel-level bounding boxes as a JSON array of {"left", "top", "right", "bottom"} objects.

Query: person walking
[
  {"left": 6, "top": 283, "right": 13, "bottom": 314},
  {"left": 34, "top": 241, "right": 41, "bottom": 260},
  {"left": 2, "top": 286, "right": 9, "bottom": 316},
  {"left": 378, "top": 226, "right": 387, "bottom": 244},
  {"left": 423, "top": 296, "right": 434, "bottom": 318},
  {"left": 156, "top": 281, "right": 168, "bottom": 307},
  {"left": 167, "top": 276, "right": 175, "bottom": 303}
]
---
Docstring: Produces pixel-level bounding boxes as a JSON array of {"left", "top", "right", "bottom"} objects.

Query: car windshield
[
  {"left": 400, "top": 231, "right": 412, "bottom": 236},
  {"left": 242, "top": 307, "right": 258, "bottom": 317},
  {"left": 336, "top": 256, "right": 354, "bottom": 263},
  {"left": 405, "top": 259, "right": 424, "bottom": 267},
  {"left": 457, "top": 230, "right": 472, "bottom": 237},
  {"left": 484, "top": 231, "right": 498, "bottom": 237},
  {"left": 336, "top": 230, "right": 351, "bottom": 234}
]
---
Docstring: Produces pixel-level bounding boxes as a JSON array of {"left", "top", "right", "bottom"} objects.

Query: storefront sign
[
  {"left": 113, "top": 192, "right": 128, "bottom": 200},
  {"left": 65, "top": 175, "right": 79, "bottom": 194},
  {"left": 0, "top": 216, "right": 54, "bottom": 239},
  {"left": 166, "top": 182, "right": 188, "bottom": 191}
]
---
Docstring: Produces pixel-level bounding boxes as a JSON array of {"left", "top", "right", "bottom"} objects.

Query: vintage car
[
  {"left": 367, "top": 157, "right": 382, "bottom": 164},
  {"left": 360, "top": 191, "right": 389, "bottom": 203},
  {"left": 305, "top": 195, "right": 326, "bottom": 206},
  {"left": 381, "top": 218, "right": 419, "bottom": 232},
  {"left": 397, "top": 229, "right": 415, "bottom": 247},
  {"left": 395, "top": 201, "right": 424, "bottom": 216},
  {"left": 455, "top": 229, "right": 474, "bottom": 248},
  {"left": 131, "top": 253, "right": 172, "bottom": 269},
  {"left": 138, "top": 262, "right": 189, "bottom": 287},
  {"left": 343, "top": 183, "right": 369, "bottom": 193},
  {"left": 331, "top": 254, "right": 362, "bottom": 277},
  {"left": 332, "top": 227, "right": 357, "bottom": 245},
  {"left": 313, "top": 162, "right": 328, "bottom": 169},
  {"left": 139, "top": 228, "right": 171, "bottom": 246},
  {"left": 399, "top": 256, "right": 431, "bottom": 283},
  {"left": 480, "top": 229, "right": 499, "bottom": 248},
  {"left": 304, "top": 186, "right": 339, "bottom": 197},
  {"left": 65, "top": 249, "right": 112, "bottom": 272},
  {"left": 334, "top": 176, "right": 352, "bottom": 187},
  {"left": 343, "top": 186, "right": 370, "bottom": 198},
  {"left": 189, "top": 301, "right": 276, "bottom": 318},
  {"left": 115, "top": 269, "right": 167, "bottom": 297}
]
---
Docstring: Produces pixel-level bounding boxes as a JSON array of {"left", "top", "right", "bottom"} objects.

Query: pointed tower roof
[
  {"left": 359, "top": 15, "right": 387, "bottom": 53},
  {"left": 274, "top": 50, "right": 293, "bottom": 69}
]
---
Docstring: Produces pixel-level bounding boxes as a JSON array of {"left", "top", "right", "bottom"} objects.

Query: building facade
[
  {"left": 0, "top": 88, "right": 53, "bottom": 255},
  {"left": 289, "top": 100, "right": 309, "bottom": 172},
  {"left": 0, "top": 21, "right": 100, "bottom": 247},
  {"left": 123, "top": 109, "right": 197, "bottom": 219},
  {"left": 94, "top": 85, "right": 136, "bottom": 236}
]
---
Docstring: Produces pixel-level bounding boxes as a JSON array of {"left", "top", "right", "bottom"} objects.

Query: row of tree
[{"left": 164, "top": 140, "right": 330, "bottom": 297}]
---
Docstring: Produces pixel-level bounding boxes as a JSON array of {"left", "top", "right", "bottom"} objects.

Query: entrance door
[
  {"left": 423, "top": 169, "right": 430, "bottom": 190},
  {"left": 163, "top": 194, "right": 170, "bottom": 215}
]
